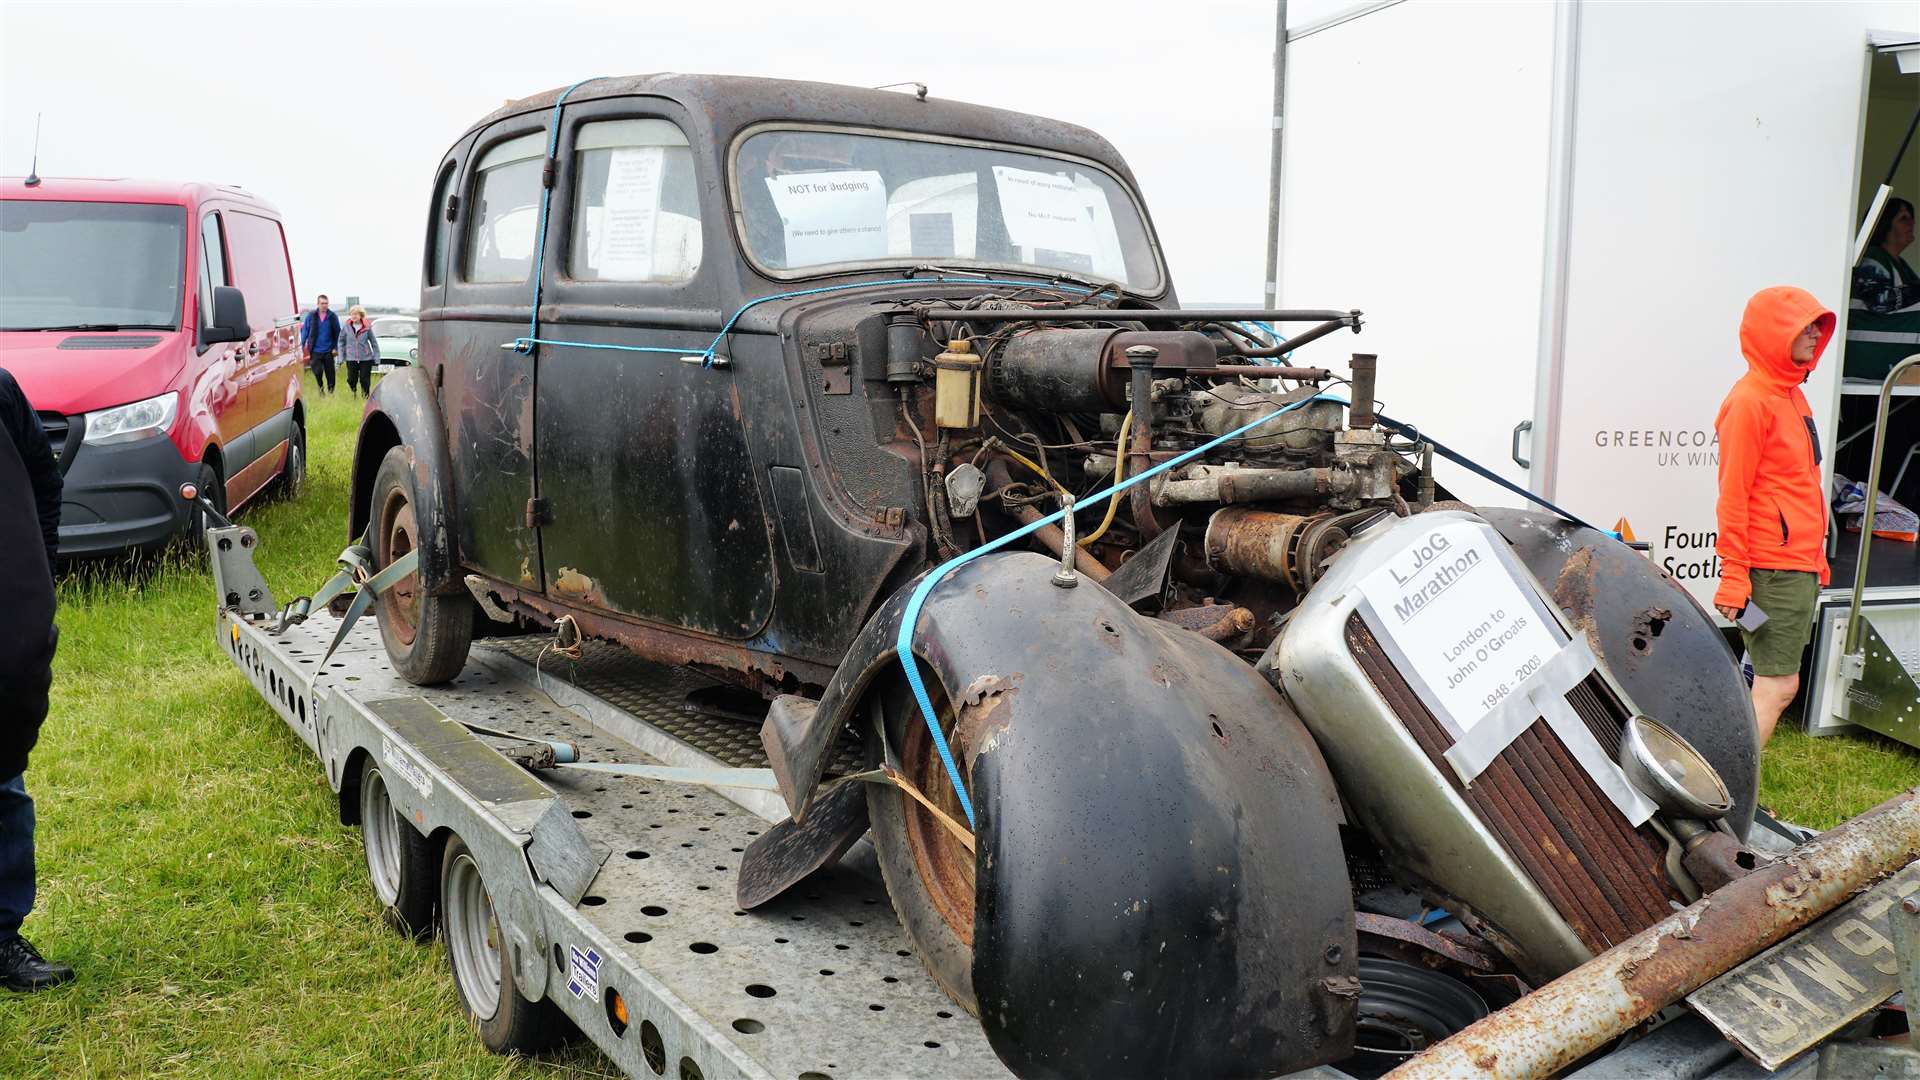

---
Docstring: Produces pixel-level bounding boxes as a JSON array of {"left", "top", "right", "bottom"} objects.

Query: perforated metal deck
[{"left": 241, "top": 613, "right": 1005, "bottom": 1080}]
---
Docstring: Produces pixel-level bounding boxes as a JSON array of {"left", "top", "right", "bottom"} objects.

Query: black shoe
[{"left": 0, "top": 935, "right": 74, "bottom": 992}]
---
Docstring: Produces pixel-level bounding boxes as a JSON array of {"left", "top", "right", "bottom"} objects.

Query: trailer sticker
[
  {"left": 380, "top": 738, "right": 433, "bottom": 799},
  {"left": 566, "top": 945, "right": 602, "bottom": 1000}
]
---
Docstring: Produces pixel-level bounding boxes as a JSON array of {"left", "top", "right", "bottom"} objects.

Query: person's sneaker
[{"left": 0, "top": 935, "right": 74, "bottom": 992}]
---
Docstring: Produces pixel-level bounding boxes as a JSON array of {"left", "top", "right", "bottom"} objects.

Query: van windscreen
[{"left": 0, "top": 200, "right": 187, "bottom": 331}]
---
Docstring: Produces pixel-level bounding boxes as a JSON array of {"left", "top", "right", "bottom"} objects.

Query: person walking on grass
[
  {"left": 0, "top": 366, "right": 73, "bottom": 993},
  {"left": 339, "top": 305, "right": 380, "bottom": 399},
  {"left": 299, "top": 294, "right": 341, "bottom": 395},
  {"left": 1713, "top": 286, "right": 1835, "bottom": 748}
]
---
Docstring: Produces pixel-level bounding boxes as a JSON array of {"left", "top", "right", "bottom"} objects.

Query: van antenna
[{"left": 24, "top": 113, "right": 42, "bottom": 187}]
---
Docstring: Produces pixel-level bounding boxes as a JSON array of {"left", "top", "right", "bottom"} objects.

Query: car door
[
  {"left": 532, "top": 99, "right": 777, "bottom": 639},
  {"left": 438, "top": 120, "right": 547, "bottom": 590},
  {"left": 222, "top": 207, "right": 301, "bottom": 500},
  {"left": 194, "top": 208, "right": 253, "bottom": 483}
]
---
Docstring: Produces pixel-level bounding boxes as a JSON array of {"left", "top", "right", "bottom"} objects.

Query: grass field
[
  {"left": 0, "top": 375, "right": 1914, "bottom": 1077},
  {"left": 0, "top": 379, "right": 611, "bottom": 1079}
]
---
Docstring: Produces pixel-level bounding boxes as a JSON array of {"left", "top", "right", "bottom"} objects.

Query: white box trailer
[{"left": 1273, "top": 0, "right": 1919, "bottom": 736}]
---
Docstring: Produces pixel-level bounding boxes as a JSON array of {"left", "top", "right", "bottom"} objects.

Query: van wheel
[
  {"left": 188, "top": 460, "right": 226, "bottom": 537},
  {"left": 867, "top": 672, "right": 979, "bottom": 1016},
  {"left": 357, "top": 756, "right": 436, "bottom": 939},
  {"left": 275, "top": 421, "right": 307, "bottom": 501},
  {"left": 440, "top": 834, "right": 570, "bottom": 1052},
  {"left": 371, "top": 446, "right": 471, "bottom": 684}
]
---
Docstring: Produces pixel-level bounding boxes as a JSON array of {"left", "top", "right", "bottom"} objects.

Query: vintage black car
[{"left": 352, "top": 74, "right": 1761, "bottom": 1077}]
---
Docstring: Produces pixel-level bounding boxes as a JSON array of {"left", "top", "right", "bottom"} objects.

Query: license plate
[{"left": 1687, "top": 861, "right": 1920, "bottom": 1070}]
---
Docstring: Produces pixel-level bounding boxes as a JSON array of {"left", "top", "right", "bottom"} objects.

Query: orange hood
[{"left": 1737, "top": 286, "right": 1834, "bottom": 392}]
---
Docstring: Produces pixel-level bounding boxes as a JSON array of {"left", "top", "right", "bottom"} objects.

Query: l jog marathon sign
[
  {"left": 1354, "top": 518, "right": 1658, "bottom": 824},
  {"left": 1356, "top": 521, "right": 1561, "bottom": 737}
]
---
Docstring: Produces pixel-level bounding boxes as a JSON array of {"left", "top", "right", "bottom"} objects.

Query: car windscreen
[
  {"left": 0, "top": 200, "right": 187, "bottom": 330},
  {"left": 372, "top": 317, "right": 417, "bottom": 337},
  {"left": 732, "top": 128, "right": 1161, "bottom": 291}
]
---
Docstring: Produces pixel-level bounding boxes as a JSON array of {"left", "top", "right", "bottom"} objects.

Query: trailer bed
[{"left": 223, "top": 603, "right": 1007, "bottom": 1079}]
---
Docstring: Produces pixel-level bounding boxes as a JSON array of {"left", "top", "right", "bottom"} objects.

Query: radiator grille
[
  {"left": 1346, "top": 614, "right": 1680, "bottom": 952},
  {"left": 36, "top": 411, "right": 76, "bottom": 473}
]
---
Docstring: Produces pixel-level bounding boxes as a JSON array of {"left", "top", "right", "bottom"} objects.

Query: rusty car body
[{"left": 351, "top": 74, "right": 1768, "bottom": 1077}]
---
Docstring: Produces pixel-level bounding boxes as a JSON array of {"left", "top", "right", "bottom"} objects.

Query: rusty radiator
[{"left": 1346, "top": 615, "right": 1681, "bottom": 953}]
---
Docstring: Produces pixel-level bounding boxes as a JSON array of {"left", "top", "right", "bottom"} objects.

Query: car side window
[
  {"left": 464, "top": 131, "right": 544, "bottom": 283},
  {"left": 567, "top": 118, "right": 702, "bottom": 283},
  {"left": 426, "top": 160, "right": 456, "bottom": 287},
  {"left": 199, "top": 212, "right": 227, "bottom": 327},
  {"left": 224, "top": 211, "right": 297, "bottom": 323}
]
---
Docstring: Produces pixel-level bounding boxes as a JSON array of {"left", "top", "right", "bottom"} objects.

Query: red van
[{"left": 0, "top": 178, "right": 306, "bottom": 555}]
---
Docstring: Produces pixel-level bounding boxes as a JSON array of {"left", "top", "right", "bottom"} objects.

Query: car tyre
[
  {"left": 866, "top": 672, "right": 980, "bottom": 1017},
  {"left": 188, "top": 460, "right": 226, "bottom": 538},
  {"left": 357, "top": 755, "right": 437, "bottom": 939},
  {"left": 371, "top": 445, "right": 472, "bottom": 684},
  {"left": 274, "top": 421, "right": 307, "bottom": 501},
  {"left": 439, "top": 834, "right": 570, "bottom": 1053}
]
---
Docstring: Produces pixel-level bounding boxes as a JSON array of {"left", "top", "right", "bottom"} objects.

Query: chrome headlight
[
  {"left": 82, "top": 392, "right": 179, "bottom": 445},
  {"left": 408, "top": 345, "right": 418, "bottom": 360},
  {"left": 1618, "top": 715, "right": 1732, "bottom": 819}
]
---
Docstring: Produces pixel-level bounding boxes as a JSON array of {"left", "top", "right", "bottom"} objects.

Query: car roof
[
  {"left": 463, "top": 73, "right": 1136, "bottom": 182},
  {"left": 0, "top": 176, "right": 280, "bottom": 214}
]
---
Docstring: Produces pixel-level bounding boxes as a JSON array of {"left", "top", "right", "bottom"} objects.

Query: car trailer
[
  {"left": 210, "top": 520, "right": 1920, "bottom": 1079},
  {"left": 209, "top": 521, "right": 1008, "bottom": 1080}
]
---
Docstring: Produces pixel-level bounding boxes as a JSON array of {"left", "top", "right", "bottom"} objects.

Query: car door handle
[{"left": 1511, "top": 420, "right": 1533, "bottom": 469}]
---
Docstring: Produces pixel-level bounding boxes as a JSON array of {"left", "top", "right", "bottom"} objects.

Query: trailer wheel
[
  {"left": 866, "top": 673, "right": 979, "bottom": 1017},
  {"left": 371, "top": 446, "right": 472, "bottom": 685},
  {"left": 357, "top": 757, "right": 436, "bottom": 939},
  {"left": 440, "top": 834, "right": 568, "bottom": 1053}
]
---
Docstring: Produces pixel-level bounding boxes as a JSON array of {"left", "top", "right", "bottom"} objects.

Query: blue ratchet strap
[
  {"left": 509, "top": 276, "right": 1104, "bottom": 366},
  {"left": 515, "top": 76, "right": 605, "bottom": 356},
  {"left": 1373, "top": 413, "right": 1617, "bottom": 539},
  {"left": 896, "top": 391, "right": 1353, "bottom": 828}
]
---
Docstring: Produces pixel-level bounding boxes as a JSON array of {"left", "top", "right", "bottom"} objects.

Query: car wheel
[
  {"left": 371, "top": 446, "right": 472, "bottom": 684},
  {"left": 357, "top": 756, "right": 437, "bottom": 939},
  {"left": 275, "top": 421, "right": 307, "bottom": 501},
  {"left": 440, "top": 834, "right": 570, "bottom": 1052},
  {"left": 189, "top": 460, "right": 226, "bottom": 537},
  {"left": 866, "top": 671, "right": 979, "bottom": 1016}
]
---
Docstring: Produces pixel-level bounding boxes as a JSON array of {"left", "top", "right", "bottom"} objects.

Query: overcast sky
[{"left": 0, "top": 0, "right": 1279, "bottom": 308}]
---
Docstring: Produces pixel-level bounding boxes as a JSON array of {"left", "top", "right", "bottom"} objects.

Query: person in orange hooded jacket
[{"left": 1713, "top": 286, "right": 1835, "bottom": 746}]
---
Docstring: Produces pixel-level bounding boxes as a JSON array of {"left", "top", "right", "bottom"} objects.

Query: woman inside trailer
[{"left": 1847, "top": 195, "right": 1920, "bottom": 382}]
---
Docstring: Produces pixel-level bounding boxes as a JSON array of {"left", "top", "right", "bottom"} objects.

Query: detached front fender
[
  {"left": 349, "top": 365, "right": 460, "bottom": 595},
  {"left": 765, "top": 552, "right": 1358, "bottom": 1077}
]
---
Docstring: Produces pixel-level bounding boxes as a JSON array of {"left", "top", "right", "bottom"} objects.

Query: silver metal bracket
[{"left": 206, "top": 525, "right": 278, "bottom": 617}]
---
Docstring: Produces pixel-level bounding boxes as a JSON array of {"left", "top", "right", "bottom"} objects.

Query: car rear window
[{"left": 465, "top": 132, "right": 544, "bottom": 283}]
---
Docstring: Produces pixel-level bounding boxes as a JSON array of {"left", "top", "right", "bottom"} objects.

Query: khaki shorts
[{"left": 1740, "top": 568, "right": 1819, "bottom": 677}]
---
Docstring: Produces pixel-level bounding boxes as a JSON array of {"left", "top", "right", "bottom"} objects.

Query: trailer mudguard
[
  {"left": 348, "top": 365, "right": 461, "bottom": 595},
  {"left": 759, "top": 552, "right": 1358, "bottom": 1077},
  {"left": 1481, "top": 508, "right": 1759, "bottom": 841}
]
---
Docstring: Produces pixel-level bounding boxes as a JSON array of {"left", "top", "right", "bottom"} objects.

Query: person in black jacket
[{"left": 0, "top": 367, "right": 72, "bottom": 992}]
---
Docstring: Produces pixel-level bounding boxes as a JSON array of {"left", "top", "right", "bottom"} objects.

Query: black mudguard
[
  {"left": 761, "top": 552, "right": 1357, "bottom": 1078},
  {"left": 348, "top": 365, "right": 461, "bottom": 595},
  {"left": 1482, "top": 508, "right": 1759, "bottom": 840}
]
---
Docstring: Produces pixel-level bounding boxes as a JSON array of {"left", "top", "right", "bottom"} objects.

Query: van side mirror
[{"left": 200, "top": 286, "right": 251, "bottom": 345}]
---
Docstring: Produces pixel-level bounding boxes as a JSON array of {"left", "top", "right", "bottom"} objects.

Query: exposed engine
[{"left": 883, "top": 293, "right": 1419, "bottom": 653}]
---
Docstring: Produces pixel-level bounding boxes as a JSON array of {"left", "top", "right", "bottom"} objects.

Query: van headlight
[{"left": 82, "top": 392, "right": 179, "bottom": 445}]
